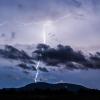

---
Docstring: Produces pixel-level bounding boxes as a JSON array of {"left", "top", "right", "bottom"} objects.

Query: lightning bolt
[
  {"left": 34, "top": 61, "right": 40, "bottom": 83},
  {"left": 34, "top": 22, "right": 47, "bottom": 83},
  {"left": 34, "top": 20, "right": 53, "bottom": 82}
]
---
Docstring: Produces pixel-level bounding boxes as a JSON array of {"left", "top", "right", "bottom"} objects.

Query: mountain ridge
[
  {"left": 0, "top": 82, "right": 100, "bottom": 100},
  {"left": 2, "top": 82, "right": 100, "bottom": 92}
]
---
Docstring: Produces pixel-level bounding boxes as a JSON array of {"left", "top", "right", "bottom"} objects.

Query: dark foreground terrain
[{"left": 0, "top": 82, "right": 100, "bottom": 100}]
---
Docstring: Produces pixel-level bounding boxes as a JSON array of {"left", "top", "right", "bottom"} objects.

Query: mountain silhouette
[{"left": 0, "top": 82, "right": 100, "bottom": 100}]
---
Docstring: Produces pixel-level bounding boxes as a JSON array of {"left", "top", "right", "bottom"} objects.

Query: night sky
[{"left": 0, "top": 0, "right": 100, "bottom": 50}]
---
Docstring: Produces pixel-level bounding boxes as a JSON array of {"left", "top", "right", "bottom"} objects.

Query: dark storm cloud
[
  {"left": 89, "top": 52, "right": 100, "bottom": 67},
  {"left": 33, "top": 44, "right": 100, "bottom": 69}
]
